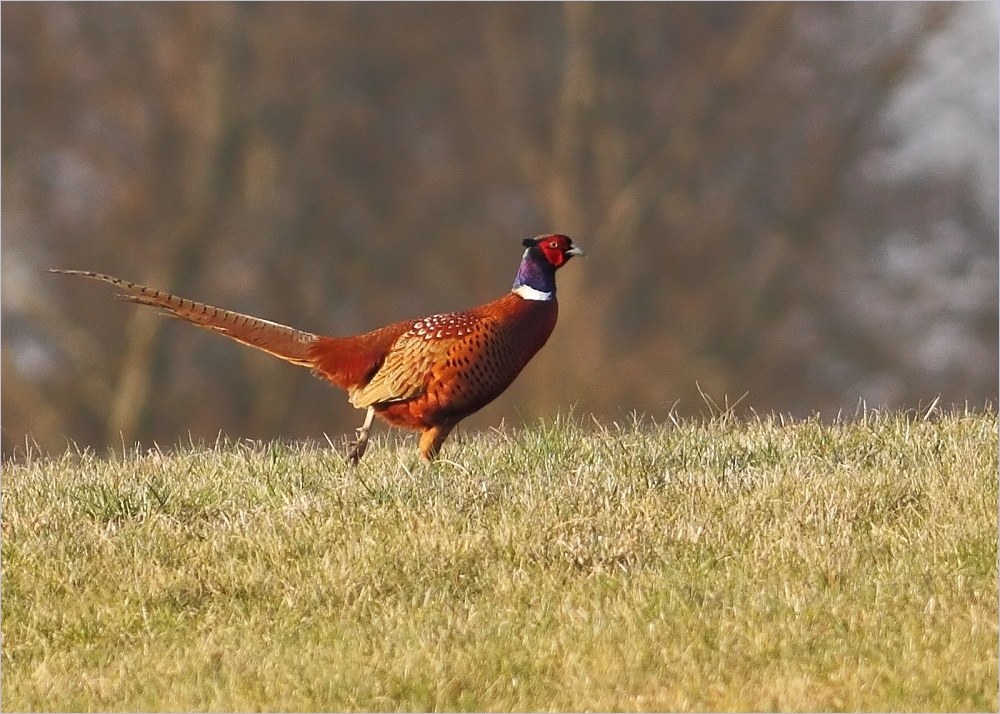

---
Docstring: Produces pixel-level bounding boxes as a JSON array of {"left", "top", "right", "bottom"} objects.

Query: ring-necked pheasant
[{"left": 51, "top": 234, "right": 584, "bottom": 462}]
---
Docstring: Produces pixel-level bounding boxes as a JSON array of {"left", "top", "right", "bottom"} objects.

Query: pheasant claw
[{"left": 347, "top": 406, "right": 377, "bottom": 465}]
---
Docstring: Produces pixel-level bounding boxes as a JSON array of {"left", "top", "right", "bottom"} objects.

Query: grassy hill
[{"left": 3, "top": 409, "right": 997, "bottom": 711}]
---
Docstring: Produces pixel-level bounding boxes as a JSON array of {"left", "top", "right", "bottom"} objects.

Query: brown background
[{"left": 3, "top": 3, "right": 997, "bottom": 456}]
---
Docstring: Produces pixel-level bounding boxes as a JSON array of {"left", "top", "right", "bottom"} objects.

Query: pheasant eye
[{"left": 548, "top": 241, "right": 558, "bottom": 249}]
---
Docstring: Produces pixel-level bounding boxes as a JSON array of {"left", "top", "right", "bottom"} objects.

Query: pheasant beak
[{"left": 566, "top": 245, "right": 586, "bottom": 258}]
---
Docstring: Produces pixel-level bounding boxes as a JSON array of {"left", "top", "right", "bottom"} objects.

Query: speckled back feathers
[{"left": 321, "top": 292, "right": 559, "bottom": 429}]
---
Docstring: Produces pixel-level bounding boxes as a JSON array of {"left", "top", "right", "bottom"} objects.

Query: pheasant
[{"left": 51, "top": 234, "right": 584, "bottom": 462}]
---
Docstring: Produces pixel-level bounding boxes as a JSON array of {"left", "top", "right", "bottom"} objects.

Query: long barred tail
[{"left": 49, "top": 269, "right": 319, "bottom": 367}]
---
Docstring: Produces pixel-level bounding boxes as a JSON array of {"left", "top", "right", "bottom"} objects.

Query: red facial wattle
[{"left": 535, "top": 234, "right": 582, "bottom": 267}]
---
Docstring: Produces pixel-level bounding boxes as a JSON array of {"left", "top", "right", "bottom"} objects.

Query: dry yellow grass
[{"left": 3, "top": 409, "right": 997, "bottom": 711}]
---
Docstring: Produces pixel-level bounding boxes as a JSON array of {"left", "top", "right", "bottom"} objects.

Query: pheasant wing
[
  {"left": 348, "top": 328, "right": 449, "bottom": 407},
  {"left": 348, "top": 310, "right": 488, "bottom": 408}
]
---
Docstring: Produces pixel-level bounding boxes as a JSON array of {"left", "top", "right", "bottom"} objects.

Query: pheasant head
[{"left": 512, "top": 234, "right": 585, "bottom": 301}]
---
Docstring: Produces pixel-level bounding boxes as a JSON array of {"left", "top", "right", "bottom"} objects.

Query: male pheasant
[{"left": 51, "top": 234, "right": 584, "bottom": 462}]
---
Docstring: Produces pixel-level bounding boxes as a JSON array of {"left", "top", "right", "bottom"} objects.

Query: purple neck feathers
[{"left": 511, "top": 248, "right": 557, "bottom": 297}]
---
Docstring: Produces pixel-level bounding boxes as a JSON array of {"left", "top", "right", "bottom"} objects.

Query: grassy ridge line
[{"left": 3, "top": 410, "right": 997, "bottom": 711}]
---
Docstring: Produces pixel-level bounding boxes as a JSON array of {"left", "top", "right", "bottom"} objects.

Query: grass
[{"left": 2, "top": 408, "right": 997, "bottom": 711}]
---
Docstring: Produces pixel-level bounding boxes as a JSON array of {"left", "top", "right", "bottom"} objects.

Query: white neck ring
[{"left": 513, "top": 285, "right": 554, "bottom": 301}]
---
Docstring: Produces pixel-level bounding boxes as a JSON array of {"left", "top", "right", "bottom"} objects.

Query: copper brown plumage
[{"left": 51, "top": 234, "right": 584, "bottom": 462}]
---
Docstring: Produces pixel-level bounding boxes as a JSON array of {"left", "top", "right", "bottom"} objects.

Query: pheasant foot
[{"left": 347, "top": 406, "right": 376, "bottom": 465}]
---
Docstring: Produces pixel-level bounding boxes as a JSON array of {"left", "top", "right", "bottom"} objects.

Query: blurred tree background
[{"left": 3, "top": 2, "right": 997, "bottom": 457}]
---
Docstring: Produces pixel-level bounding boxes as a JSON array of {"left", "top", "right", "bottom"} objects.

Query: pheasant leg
[
  {"left": 347, "top": 406, "right": 377, "bottom": 464},
  {"left": 418, "top": 424, "right": 455, "bottom": 461}
]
